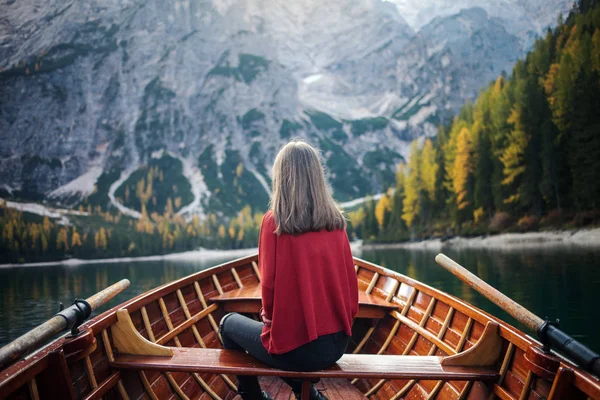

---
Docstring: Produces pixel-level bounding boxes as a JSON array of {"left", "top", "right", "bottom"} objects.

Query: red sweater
[{"left": 259, "top": 211, "right": 359, "bottom": 354}]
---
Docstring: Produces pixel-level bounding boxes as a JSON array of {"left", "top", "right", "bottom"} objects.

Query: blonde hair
[{"left": 270, "top": 139, "right": 346, "bottom": 235}]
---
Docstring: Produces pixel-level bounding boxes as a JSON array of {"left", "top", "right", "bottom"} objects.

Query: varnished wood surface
[
  {"left": 209, "top": 282, "right": 396, "bottom": 309},
  {"left": 231, "top": 377, "right": 367, "bottom": 400},
  {"left": 110, "top": 309, "right": 173, "bottom": 356},
  {"left": 3, "top": 253, "right": 600, "bottom": 400},
  {"left": 111, "top": 348, "right": 499, "bottom": 381},
  {"left": 209, "top": 282, "right": 397, "bottom": 319}
]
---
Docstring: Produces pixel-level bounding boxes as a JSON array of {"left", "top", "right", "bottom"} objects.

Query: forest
[
  {"left": 350, "top": 0, "right": 600, "bottom": 241},
  {"left": 0, "top": 202, "right": 265, "bottom": 263}
]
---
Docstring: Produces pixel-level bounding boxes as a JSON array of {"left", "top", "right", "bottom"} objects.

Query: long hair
[{"left": 270, "top": 139, "right": 346, "bottom": 235}]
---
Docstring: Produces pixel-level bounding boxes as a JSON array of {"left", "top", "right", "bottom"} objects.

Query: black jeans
[{"left": 219, "top": 312, "right": 348, "bottom": 395}]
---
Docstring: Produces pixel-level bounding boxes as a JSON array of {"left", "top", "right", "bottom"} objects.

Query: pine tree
[
  {"left": 402, "top": 142, "right": 421, "bottom": 229},
  {"left": 375, "top": 195, "right": 392, "bottom": 230},
  {"left": 451, "top": 127, "right": 473, "bottom": 212}
]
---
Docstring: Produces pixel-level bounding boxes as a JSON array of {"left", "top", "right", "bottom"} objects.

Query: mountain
[
  {"left": 388, "top": 0, "right": 573, "bottom": 48},
  {"left": 0, "top": 0, "right": 571, "bottom": 219}
]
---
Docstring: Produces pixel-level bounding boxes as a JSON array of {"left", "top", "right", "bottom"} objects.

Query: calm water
[{"left": 1, "top": 248, "right": 599, "bottom": 354}]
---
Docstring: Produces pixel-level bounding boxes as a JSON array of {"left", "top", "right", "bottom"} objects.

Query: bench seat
[
  {"left": 111, "top": 348, "right": 499, "bottom": 381},
  {"left": 208, "top": 283, "right": 398, "bottom": 319}
]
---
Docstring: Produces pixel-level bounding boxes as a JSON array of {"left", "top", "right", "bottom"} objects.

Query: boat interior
[{"left": 1, "top": 254, "right": 599, "bottom": 400}]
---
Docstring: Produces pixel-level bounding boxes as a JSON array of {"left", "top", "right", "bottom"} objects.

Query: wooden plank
[
  {"left": 141, "top": 306, "right": 156, "bottom": 342},
  {"left": 156, "top": 304, "right": 218, "bottom": 345},
  {"left": 39, "top": 350, "right": 77, "bottom": 400},
  {"left": 327, "top": 378, "right": 365, "bottom": 400},
  {"left": 389, "top": 379, "right": 416, "bottom": 400},
  {"left": 165, "top": 371, "right": 191, "bottom": 400},
  {"left": 455, "top": 317, "right": 473, "bottom": 353},
  {"left": 194, "top": 281, "right": 223, "bottom": 344},
  {"left": 209, "top": 282, "right": 396, "bottom": 309},
  {"left": 209, "top": 282, "right": 396, "bottom": 320},
  {"left": 212, "top": 275, "right": 224, "bottom": 295},
  {"left": 27, "top": 378, "right": 40, "bottom": 400},
  {"left": 174, "top": 289, "right": 235, "bottom": 397},
  {"left": 548, "top": 367, "right": 574, "bottom": 400},
  {"left": 84, "top": 355, "right": 98, "bottom": 389},
  {"left": 366, "top": 272, "right": 380, "bottom": 294},
  {"left": 83, "top": 371, "right": 120, "bottom": 400},
  {"left": 374, "top": 299, "right": 439, "bottom": 398},
  {"left": 457, "top": 381, "right": 473, "bottom": 400},
  {"left": 139, "top": 371, "right": 160, "bottom": 400},
  {"left": 352, "top": 326, "right": 375, "bottom": 354},
  {"left": 111, "top": 348, "right": 499, "bottom": 381},
  {"left": 518, "top": 371, "right": 534, "bottom": 400},
  {"left": 251, "top": 261, "right": 261, "bottom": 282},
  {"left": 427, "top": 381, "right": 444, "bottom": 399},
  {"left": 390, "top": 310, "right": 456, "bottom": 356},
  {"left": 231, "top": 268, "right": 243, "bottom": 287}
]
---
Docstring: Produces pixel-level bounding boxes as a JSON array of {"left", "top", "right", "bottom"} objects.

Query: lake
[{"left": 1, "top": 247, "right": 599, "bottom": 354}]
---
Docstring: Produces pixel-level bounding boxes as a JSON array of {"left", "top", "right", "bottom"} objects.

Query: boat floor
[{"left": 230, "top": 377, "right": 367, "bottom": 399}]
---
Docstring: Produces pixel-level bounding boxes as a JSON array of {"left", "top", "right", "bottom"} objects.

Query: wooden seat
[
  {"left": 109, "top": 308, "right": 503, "bottom": 400},
  {"left": 111, "top": 347, "right": 500, "bottom": 381},
  {"left": 208, "top": 283, "right": 398, "bottom": 319}
]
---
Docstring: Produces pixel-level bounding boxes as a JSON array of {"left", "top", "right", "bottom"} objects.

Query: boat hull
[{"left": 0, "top": 254, "right": 598, "bottom": 400}]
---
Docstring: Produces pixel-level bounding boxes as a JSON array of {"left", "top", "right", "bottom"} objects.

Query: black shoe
[
  {"left": 238, "top": 390, "right": 273, "bottom": 400},
  {"left": 293, "top": 385, "right": 328, "bottom": 400}
]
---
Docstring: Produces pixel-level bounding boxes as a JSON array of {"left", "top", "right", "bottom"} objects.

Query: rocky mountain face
[{"left": 0, "top": 0, "right": 571, "bottom": 218}]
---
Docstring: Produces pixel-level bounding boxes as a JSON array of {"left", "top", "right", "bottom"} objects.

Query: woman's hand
[{"left": 260, "top": 307, "right": 272, "bottom": 326}]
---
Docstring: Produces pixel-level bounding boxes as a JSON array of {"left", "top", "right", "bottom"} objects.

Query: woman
[{"left": 219, "top": 140, "right": 359, "bottom": 400}]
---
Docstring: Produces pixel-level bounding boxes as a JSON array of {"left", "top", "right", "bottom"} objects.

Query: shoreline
[
  {"left": 361, "top": 227, "right": 600, "bottom": 251},
  {"left": 0, "top": 247, "right": 259, "bottom": 269},
  {"left": 0, "top": 241, "right": 366, "bottom": 269},
  {"left": 2, "top": 228, "right": 598, "bottom": 268}
]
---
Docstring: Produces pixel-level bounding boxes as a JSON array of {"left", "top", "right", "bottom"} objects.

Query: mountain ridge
[{"left": 0, "top": 0, "right": 571, "bottom": 218}]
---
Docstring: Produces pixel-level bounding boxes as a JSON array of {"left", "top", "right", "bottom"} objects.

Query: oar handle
[
  {"left": 435, "top": 253, "right": 544, "bottom": 331},
  {"left": 435, "top": 253, "right": 600, "bottom": 377},
  {"left": 0, "top": 279, "right": 130, "bottom": 369}
]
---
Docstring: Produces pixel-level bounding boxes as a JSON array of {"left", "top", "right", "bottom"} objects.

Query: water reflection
[
  {"left": 0, "top": 248, "right": 598, "bottom": 354},
  {"left": 0, "top": 256, "right": 236, "bottom": 346},
  {"left": 361, "top": 247, "right": 600, "bottom": 353}
]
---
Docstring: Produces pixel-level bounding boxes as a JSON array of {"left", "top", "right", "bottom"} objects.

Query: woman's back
[
  {"left": 259, "top": 211, "right": 358, "bottom": 354},
  {"left": 220, "top": 140, "right": 357, "bottom": 399}
]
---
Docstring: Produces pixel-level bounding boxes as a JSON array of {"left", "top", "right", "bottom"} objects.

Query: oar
[
  {"left": 0, "top": 279, "right": 130, "bottom": 369},
  {"left": 435, "top": 253, "right": 600, "bottom": 377}
]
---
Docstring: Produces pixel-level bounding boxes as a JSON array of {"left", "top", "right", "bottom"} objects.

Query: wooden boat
[{"left": 0, "top": 254, "right": 599, "bottom": 400}]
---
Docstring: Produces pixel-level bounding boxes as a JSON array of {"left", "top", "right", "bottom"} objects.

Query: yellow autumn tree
[
  {"left": 236, "top": 163, "right": 244, "bottom": 178},
  {"left": 375, "top": 195, "right": 392, "bottom": 228},
  {"left": 420, "top": 139, "right": 438, "bottom": 201},
  {"left": 95, "top": 228, "right": 108, "bottom": 250},
  {"left": 164, "top": 198, "right": 174, "bottom": 217},
  {"left": 402, "top": 141, "right": 421, "bottom": 228},
  {"left": 56, "top": 228, "right": 69, "bottom": 251},
  {"left": 228, "top": 222, "right": 236, "bottom": 240},
  {"left": 451, "top": 127, "right": 473, "bottom": 210},
  {"left": 71, "top": 227, "right": 82, "bottom": 248},
  {"left": 500, "top": 107, "right": 528, "bottom": 204},
  {"left": 593, "top": 29, "right": 600, "bottom": 73},
  {"left": 217, "top": 224, "right": 226, "bottom": 239},
  {"left": 347, "top": 208, "right": 366, "bottom": 231}
]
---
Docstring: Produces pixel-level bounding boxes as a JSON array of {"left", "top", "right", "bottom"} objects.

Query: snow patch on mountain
[
  {"left": 48, "top": 165, "right": 104, "bottom": 201},
  {"left": 108, "top": 168, "right": 142, "bottom": 219},
  {"left": 175, "top": 154, "right": 208, "bottom": 219}
]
